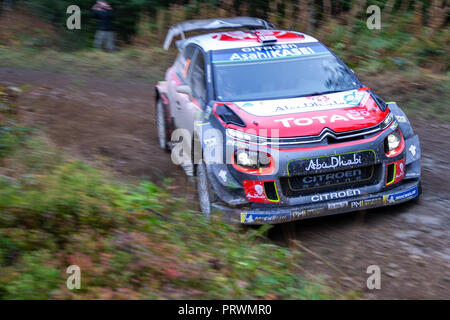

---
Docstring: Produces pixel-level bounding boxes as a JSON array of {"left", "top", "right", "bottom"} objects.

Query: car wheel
[
  {"left": 196, "top": 161, "right": 214, "bottom": 217},
  {"left": 156, "top": 98, "right": 169, "bottom": 151}
]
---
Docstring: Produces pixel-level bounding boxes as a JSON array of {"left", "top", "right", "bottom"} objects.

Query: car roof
[{"left": 180, "top": 29, "right": 319, "bottom": 52}]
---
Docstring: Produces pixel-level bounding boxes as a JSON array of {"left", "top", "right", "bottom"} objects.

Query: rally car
[{"left": 155, "top": 17, "right": 421, "bottom": 224}]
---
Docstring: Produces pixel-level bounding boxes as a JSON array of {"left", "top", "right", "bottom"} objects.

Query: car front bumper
[{"left": 212, "top": 179, "right": 421, "bottom": 224}]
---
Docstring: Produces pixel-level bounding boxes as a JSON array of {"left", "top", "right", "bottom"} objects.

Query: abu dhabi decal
[
  {"left": 311, "top": 188, "right": 361, "bottom": 202},
  {"left": 235, "top": 89, "right": 368, "bottom": 117},
  {"left": 305, "top": 153, "right": 362, "bottom": 171},
  {"left": 212, "top": 42, "right": 329, "bottom": 63},
  {"left": 383, "top": 186, "right": 418, "bottom": 204},
  {"left": 288, "top": 150, "right": 376, "bottom": 175}
]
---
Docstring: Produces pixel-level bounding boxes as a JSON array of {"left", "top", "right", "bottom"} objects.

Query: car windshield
[{"left": 212, "top": 43, "right": 361, "bottom": 101}]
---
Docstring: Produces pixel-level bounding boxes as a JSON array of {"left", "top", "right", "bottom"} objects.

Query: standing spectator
[{"left": 92, "top": 1, "right": 115, "bottom": 52}]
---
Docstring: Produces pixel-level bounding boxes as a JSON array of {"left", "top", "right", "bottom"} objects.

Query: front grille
[
  {"left": 280, "top": 164, "right": 381, "bottom": 197},
  {"left": 226, "top": 123, "right": 385, "bottom": 148},
  {"left": 262, "top": 125, "right": 383, "bottom": 147}
]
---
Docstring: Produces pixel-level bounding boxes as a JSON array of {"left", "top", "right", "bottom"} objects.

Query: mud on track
[{"left": 1, "top": 67, "right": 449, "bottom": 299}]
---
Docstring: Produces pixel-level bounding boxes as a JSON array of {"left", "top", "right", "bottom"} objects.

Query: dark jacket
[{"left": 92, "top": 9, "right": 114, "bottom": 31}]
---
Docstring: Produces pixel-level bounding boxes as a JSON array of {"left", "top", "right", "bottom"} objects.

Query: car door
[
  {"left": 168, "top": 45, "right": 195, "bottom": 129},
  {"left": 177, "top": 47, "right": 207, "bottom": 134}
]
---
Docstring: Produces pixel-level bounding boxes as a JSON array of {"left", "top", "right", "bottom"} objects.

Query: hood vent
[{"left": 215, "top": 104, "right": 246, "bottom": 127}]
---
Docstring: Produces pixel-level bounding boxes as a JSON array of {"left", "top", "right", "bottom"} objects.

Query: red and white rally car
[{"left": 155, "top": 17, "right": 421, "bottom": 224}]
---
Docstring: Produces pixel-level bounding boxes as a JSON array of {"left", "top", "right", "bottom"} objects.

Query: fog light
[
  {"left": 237, "top": 151, "right": 258, "bottom": 167},
  {"left": 233, "top": 149, "right": 275, "bottom": 175}
]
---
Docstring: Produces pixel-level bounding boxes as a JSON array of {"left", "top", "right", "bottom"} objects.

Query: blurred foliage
[
  {"left": 0, "top": 87, "right": 334, "bottom": 299},
  {"left": 22, "top": 0, "right": 174, "bottom": 49}
]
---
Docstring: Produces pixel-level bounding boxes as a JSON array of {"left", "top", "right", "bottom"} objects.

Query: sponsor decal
[
  {"left": 303, "top": 206, "right": 326, "bottom": 217},
  {"left": 305, "top": 153, "right": 362, "bottom": 171},
  {"left": 212, "top": 42, "right": 328, "bottom": 63},
  {"left": 396, "top": 115, "right": 407, "bottom": 123},
  {"left": 290, "top": 209, "right": 306, "bottom": 219},
  {"left": 350, "top": 200, "right": 364, "bottom": 209},
  {"left": 383, "top": 186, "right": 418, "bottom": 204},
  {"left": 241, "top": 206, "right": 335, "bottom": 224},
  {"left": 348, "top": 197, "right": 384, "bottom": 209},
  {"left": 288, "top": 150, "right": 376, "bottom": 175},
  {"left": 235, "top": 90, "right": 368, "bottom": 117},
  {"left": 390, "top": 121, "right": 398, "bottom": 131},
  {"left": 288, "top": 167, "right": 374, "bottom": 191},
  {"left": 344, "top": 91, "right": 366, "bottom": 106},
  {"left": 311, "top": 188, "right": 361, "bottom": 202},
  {"left": 395, "top": 159, "right": 405, "bottom": 181},
  {"left": 409, "top": 144, "right": 416, "bottom": 157},
  {"left": 240, "top": 212, "right": 292, "bottom": 224},
  {"left": 243, "top": 180, "right": 270, "bottom": 203},
  {"left": 328, "top": 201, "right": 348, "bottom": 210},
  {"left": 363, "top": 197, "right": 384, "bottom": 207},
  {"left": 218, "top": 170, "right": 227, "bottom": 182},
  {"left": 274, "top": 111, "right": 370, "bottom": 128},
  {"left": 386, "top": 158, "right": 405, "bottom": 186}
]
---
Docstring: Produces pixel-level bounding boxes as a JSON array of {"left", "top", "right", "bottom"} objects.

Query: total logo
[{"left": 274, "top": 111, "right": 370, "bottom": 128}]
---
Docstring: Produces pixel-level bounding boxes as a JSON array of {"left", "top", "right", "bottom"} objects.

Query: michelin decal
[{"left": 384, "top": 186, "right": 418, "bottom": 204}]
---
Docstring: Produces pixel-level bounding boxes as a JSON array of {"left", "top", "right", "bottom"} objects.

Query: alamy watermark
[
  {"left": 66, "top": 5, "right": 81, "bottom": 30},
  {"left": 367, "top": 5, "right": 381, "bottom": 30},
  {"left": 66, "top": 265, "right": 81, "bottom": 290},
  {"left": 366, "top": 265, "right": 381, "bottom": 289}
]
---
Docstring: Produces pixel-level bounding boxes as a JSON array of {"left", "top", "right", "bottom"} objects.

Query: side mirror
[{"left": 176, "top": 85, "right": 192, "bottom": 99}]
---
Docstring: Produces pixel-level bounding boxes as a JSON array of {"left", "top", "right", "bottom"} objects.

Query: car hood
[{"left": 226, "top": 88, "right": 390, "bottom": 137}]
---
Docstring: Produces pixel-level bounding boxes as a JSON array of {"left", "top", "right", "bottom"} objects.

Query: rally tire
[
  {"left": 196, "top": 161, "right": 217, "bottom": 217},
  {"left": 156, "top": 98, "right": 169, "bottom": 151}
]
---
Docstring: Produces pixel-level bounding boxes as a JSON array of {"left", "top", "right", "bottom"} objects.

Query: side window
[
  {"left": 173, "top": 53, "right": 185, "bottom": 77},
  {"left": 180, "top": 45, "right": 196, "bottom": 80},
  {"left": 189, "top": 50, "right": 206, "bottom": 103}
]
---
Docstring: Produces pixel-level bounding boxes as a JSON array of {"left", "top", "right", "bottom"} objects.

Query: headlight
[
  {"left": 226, "top": 128, "right": 268, "bottom": 145},
  {"left": 384, "top": 129, "right": 404, "bottom": 157},
  {"left": 380, "top": 112, "right": 394, "bottom": 129},
  {"left": 227, "top": 128, "right": 252, "bottom": 141},
  {"left": 232, "top": 149, "right": 275, "bottom": 175}
]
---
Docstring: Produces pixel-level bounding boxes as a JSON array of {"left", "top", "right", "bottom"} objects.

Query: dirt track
[{"left": 1, "top": 67, "right": 449, "bottom": 299}]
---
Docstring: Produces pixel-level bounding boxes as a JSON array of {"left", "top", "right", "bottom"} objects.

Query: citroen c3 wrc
[{"left": 155, "top": 17, "right": 422, "bottom": 224}]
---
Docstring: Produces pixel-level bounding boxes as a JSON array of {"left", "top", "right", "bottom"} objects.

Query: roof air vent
[{"left": 258, "top": 34, "right": 277, "bottom": 44}]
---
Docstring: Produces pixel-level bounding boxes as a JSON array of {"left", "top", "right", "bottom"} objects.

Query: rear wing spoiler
[{"left": 163, "top": 17, "right": 274, "bottom": 50}]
